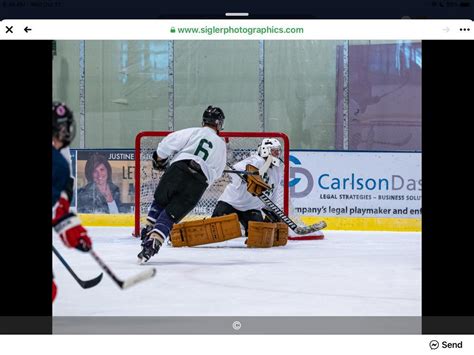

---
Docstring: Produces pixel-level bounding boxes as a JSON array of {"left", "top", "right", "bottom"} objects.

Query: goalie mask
[
  {"left": 52, "top": 101, "right": 75, "bottom": 148},
  {"left": 202, "top": 105, "right": 225, "bottom": 132},
  {"left": 257, "top": 138, "right": 281, "bottom": 167}
]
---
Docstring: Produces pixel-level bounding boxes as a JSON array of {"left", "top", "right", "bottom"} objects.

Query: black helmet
[
  {"left": 202, "top": 106, "right": 225, "bottom": 131},
  {"left": 52, "top": 101, "right": 75, "bottom": 148}
]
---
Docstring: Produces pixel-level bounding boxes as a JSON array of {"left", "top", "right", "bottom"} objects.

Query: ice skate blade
[{"left": 138, "top": 256, "right": 151, "bottom": 265}]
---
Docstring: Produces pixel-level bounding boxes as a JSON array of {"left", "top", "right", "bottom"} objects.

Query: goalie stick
[
  {"left": 223, "top": 169, "right": 259, "bottom": 175},
  {"left": 226, "top": 162, "right": 327, "bottom": 235},
  {"left": 53, "top": 246, "right": 103, "bottom": 289},
  {"left": 89, "top": 249, "right": 156, "bottom": 289}
]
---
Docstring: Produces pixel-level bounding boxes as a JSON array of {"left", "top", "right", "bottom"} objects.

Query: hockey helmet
[
  {"left": 52, "top": 101, "right": 75, "bottom": 148},
  {"left": 257, "top": 138, "right": 281, "bottom": 167},
  {"left": 202, "top": 105, "right": 225, "bottom": 131}
]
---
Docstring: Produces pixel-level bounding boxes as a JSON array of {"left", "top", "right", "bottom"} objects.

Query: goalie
[{"left": 211, "top": 138, "right": 288, "bottom": 247}]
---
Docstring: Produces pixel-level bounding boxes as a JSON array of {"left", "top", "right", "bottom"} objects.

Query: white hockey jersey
[
  {"left": 218, "top": 154, "right": 283, "bottom": 211},
  {"left": 156, "top": 126, "right": 227, "bottom": 185}
]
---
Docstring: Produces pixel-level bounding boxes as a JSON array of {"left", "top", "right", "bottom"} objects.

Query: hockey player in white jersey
[
  {"left": 212, "top": 138, "right": 283, "bottom": 236},
  {"left": 138, "top": 106, "right": 227, "bottom": 262}
]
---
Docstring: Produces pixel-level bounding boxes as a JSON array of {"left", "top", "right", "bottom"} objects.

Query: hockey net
[{"left": 135, "top": 131, "right": 323, "bottom": 240}]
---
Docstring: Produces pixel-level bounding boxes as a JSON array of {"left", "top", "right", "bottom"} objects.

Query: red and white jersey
[
  {"left": 218, "top": 154, "right": 283, "bottom": 211},
  {"left": 156, "top": 126, "right": 227, "bottom": 185}
]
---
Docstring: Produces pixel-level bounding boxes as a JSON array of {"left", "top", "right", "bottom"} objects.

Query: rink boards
[
  {"left": 78, "top": 213, "right": 421, "bottom": 232},
  {"left": 75, "top": 150, "right": 421, "bottom": 232}
]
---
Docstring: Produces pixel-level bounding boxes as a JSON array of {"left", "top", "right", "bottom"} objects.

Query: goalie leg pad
[
  {"left": 170, "top": 213, "right": 241, "bottom": 247},
  {"left": 273, "top": 222, "right": 288, "bottom": 247},
  {"left": 246, "top": 221, "right": 276, "bottom": 248}
]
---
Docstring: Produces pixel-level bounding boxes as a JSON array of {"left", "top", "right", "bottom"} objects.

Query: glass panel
[
  {"left": 174, "top": 41, "right": 260, "bottom": 131},
  {"left": 265, "top": 41, "right": 344, "bottom": 149},
  {"left": 57, "top": 40, "right": 421, "bottom": 152},
  {"left": 85, "top": 41, "right": 169, "bottom": 148},
  {"left": 53, "top": 40, "right": 81, "bottom": 148},
  {"left": 335, "top": 40, "right": 422, "bottom": 151}
]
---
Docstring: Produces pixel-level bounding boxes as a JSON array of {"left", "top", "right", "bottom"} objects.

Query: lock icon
[{"left": 170, "top": 27, "right": 176, "bottom": 33}]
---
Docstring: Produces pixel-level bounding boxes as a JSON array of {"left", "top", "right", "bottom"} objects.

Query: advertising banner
[
  {"left": 72, "top": 149, "right": 421, "bottom": 223},
  {"left": 75, "top": 150, "right": 135, "bottom": 214},
  {"left": 290, "top": 151, "right": 421, "bottom": 219}
]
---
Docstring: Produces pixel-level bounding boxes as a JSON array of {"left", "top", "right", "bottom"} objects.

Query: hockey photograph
[{"left": 51, "top": 40, "right": 422, "bottom": 333}]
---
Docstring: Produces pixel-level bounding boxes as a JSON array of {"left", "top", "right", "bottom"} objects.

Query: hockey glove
[
  {"left": 245, "top": 164, "right": 271, "bottom": 197},
  {"left": 152, "top": 151, "right": 168, "bottom": 171},
  {"left": 53, "top": 192, "right": 71, "bottom": 222},
  {"left": 53, "top": 213, "right": 92, "bottom": 252}
]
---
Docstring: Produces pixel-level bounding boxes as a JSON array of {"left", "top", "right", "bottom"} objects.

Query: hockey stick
[
  {"left": 53, "top": 246, "right": 103, "bottom": 289},
  {"left": 89, "top": 249, "right": 156, "bottom": 289},
  {"left": 223, "top": 169, "right": 259, "bottom": 175},
  {"left": 226, "top": 163, "right": 327, "bottom": 235}
]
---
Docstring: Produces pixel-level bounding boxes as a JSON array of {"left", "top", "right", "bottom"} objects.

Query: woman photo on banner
[{"left": 77, "top": 153, "right": 125, "bottom": 213}]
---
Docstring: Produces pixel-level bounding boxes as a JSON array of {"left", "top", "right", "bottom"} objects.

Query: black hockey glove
[{"left": 152, "top": 151, "right": 168, "bottom": 171}]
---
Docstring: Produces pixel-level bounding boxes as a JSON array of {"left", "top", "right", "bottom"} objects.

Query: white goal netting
[{"left": 135, "top": 131, "right": 323, "bottom": 240}]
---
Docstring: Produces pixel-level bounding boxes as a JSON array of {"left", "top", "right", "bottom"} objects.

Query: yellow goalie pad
[
  {"left": 170, "top": 213, "right": 242, "bottom": 247},
  {"left": 246, "top": 221, "right": 276, "bottom": 248},
  {"left": 273, "top": 222, "right": 288, "bottom": 247}
]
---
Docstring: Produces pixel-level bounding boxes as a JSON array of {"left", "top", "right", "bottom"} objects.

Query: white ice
[{"left": 53, "top": 228, "right": 421, "bottom": 316}]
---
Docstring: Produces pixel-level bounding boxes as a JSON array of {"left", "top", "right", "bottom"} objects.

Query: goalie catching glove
[
  {"left": 245, "top": 164, "right": 271, "bottom": 197},
  {"left": 152, "top": 151, "right": 168, "bottom": 171},
  {"left": 53, "top": 192, "right": 92, "bottom": 252}
]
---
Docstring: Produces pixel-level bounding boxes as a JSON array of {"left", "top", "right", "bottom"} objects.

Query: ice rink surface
[{"left": 53, "top": 227, "right": 421, "bottom": 316}]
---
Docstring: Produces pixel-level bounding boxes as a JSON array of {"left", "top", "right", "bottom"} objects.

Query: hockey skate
[
  {"left": 138, "top": 233, "right": 163, "bottom": 263},
  {"left": 140, "top": 224, "right": 153, "bottom": 241}
]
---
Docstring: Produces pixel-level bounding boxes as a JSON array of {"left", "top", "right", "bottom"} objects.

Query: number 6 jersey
[{"left": 156, "top": 126, "right": 227, "bottom": 185}]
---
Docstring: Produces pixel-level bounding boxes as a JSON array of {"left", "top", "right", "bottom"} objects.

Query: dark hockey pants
[
  {"left": 153, "top": 160, "right": 208, "bottom": 223},
  {"left": 212, "top": 200, "right": 264, "bottom": 236}
]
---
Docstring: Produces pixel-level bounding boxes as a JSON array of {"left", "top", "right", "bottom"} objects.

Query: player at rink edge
[
  {"left": 212, "top": 138, "right": 283, "bottom": 245},
  {"left": 52, "top": 102, "right": 93, "bottom": 301},
  {"left": 138, "top": 106, "right": 227, "bottom": 263}
]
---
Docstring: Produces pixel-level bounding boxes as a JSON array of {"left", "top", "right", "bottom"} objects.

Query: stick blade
[
  {"left": 121, "top": 268, "right": 156, "bottom": 289},
  {"left": 295, "top": 220, "right": 327, "bottom": 235},
  {"left": 81, "top": 273, "right": 104, "bottom": 289}
]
